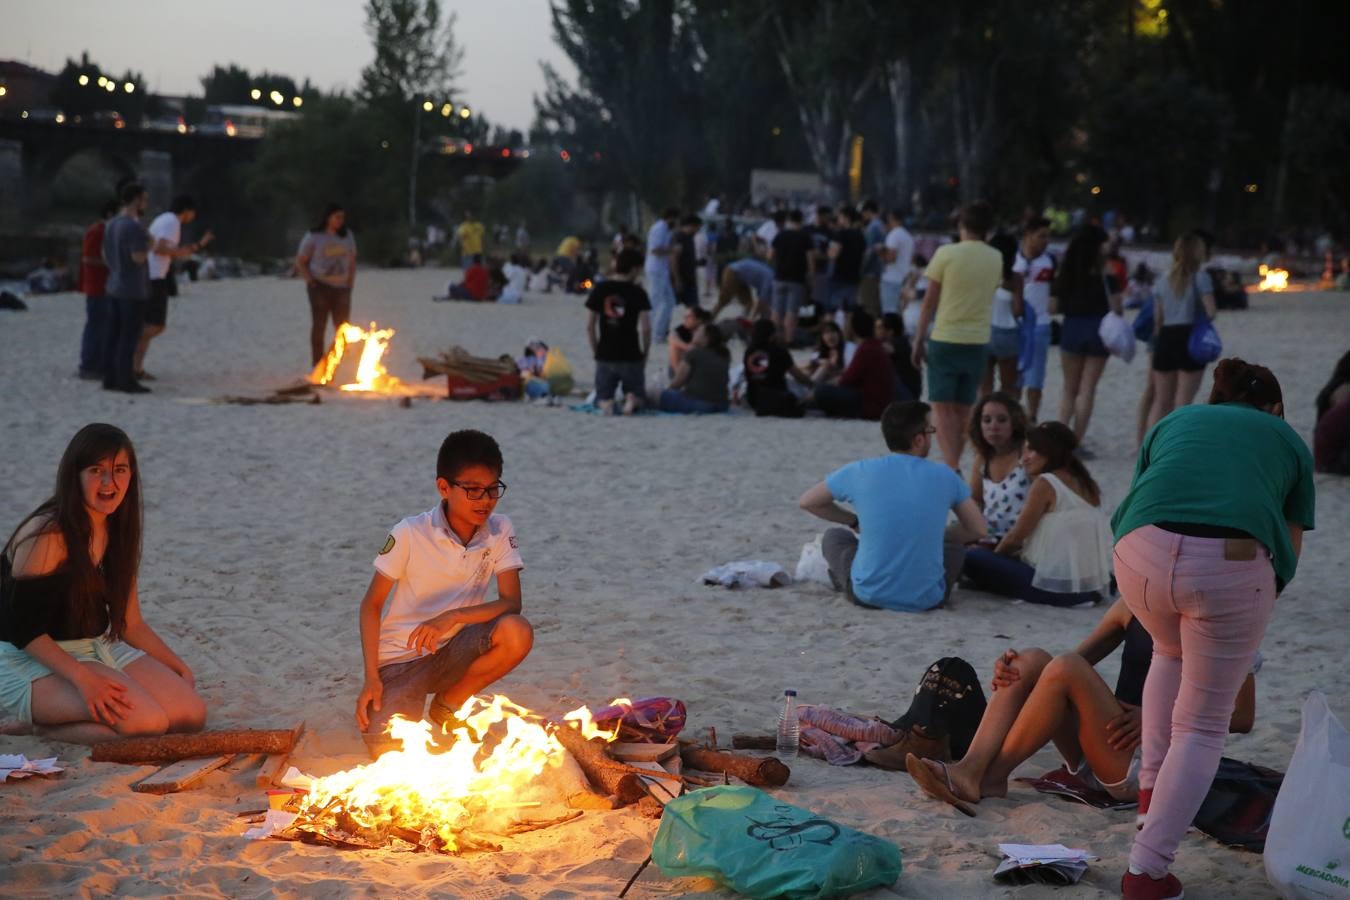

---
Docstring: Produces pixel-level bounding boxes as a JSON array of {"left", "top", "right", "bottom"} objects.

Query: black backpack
[{"left": 890, "top": 657, "right": 987, "bottom": 759}]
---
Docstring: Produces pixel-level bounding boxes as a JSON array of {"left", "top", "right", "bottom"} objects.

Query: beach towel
[{"left": 700, "top": 561, "right": 791, "bottom": 589}]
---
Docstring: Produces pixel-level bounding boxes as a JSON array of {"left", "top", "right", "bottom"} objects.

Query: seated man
[
  {"left": 813, "top": 309, "right": 896, "bottom": 420},
  {"left": 354, "top": 430, "right": 533, "bottom": 757},
  {"left": 902, "top": 597, "right": 1256, "bottom": 817},
  {"left": 799, "top": 401, "right": 985, "bottom": 611},
  {"left": 446, "top": 255, "right": 490, "bottom": 301}
]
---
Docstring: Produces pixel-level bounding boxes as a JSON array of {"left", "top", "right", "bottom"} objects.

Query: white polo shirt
[
  {"left": 372, "top": 504, "right": 523, "bottom": 666},
  {"left": 1013, "top": 251, "right": 1057, "bottom": 320}
]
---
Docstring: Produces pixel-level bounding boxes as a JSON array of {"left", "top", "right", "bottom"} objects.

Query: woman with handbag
[
  {"left": 1111, "top": 359, "right": 1315, "bottom": 899},
  {"left": 1145, "top": 232, "right": 1217, "bottom": 431}
]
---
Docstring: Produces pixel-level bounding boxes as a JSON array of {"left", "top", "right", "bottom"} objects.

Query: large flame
[
  {"left": 1257, "top": 264, "right": 1290, "bottom": 292},
  {"left": 309, "top": 321, "right": 403, "bottom": 392},
  {"left": 296, "top": 695, "right": 621, "bottom": 852}
]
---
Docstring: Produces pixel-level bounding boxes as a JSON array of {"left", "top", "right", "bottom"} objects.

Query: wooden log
[
  {"left": 132, "top": 755, "right": 234, "bottom": 794},
  {"left": 679, "top": 746, "right": 790, "bottom": 788},
  {"left": 732, "top": 734, "right": 778, "bottom": 751},
  {"left": 552, "top": 726, "right": 647, "bottom": 805},
  {"left": 256, "top": 722, "right": 305, "bottom": 787},
  {"left": 91, "top": 724, "right": 304, "bottom": 765}
]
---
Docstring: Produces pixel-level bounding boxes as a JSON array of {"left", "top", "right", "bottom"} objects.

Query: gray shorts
[
  {"left": 772, "top": 281, "right": 806, "bottom": 316},
  {"left": 594, "top": 360, "right": 646, "bottom": 402},
  {"left": 364, "top": 616, "right": 501, "bottom": 742}
]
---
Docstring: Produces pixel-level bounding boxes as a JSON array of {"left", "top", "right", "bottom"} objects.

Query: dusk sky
[{"left": 3, "top": 0, "right": 576, "bottom": 130}]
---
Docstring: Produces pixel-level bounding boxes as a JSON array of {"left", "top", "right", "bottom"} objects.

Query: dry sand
[{"left": 0, "top": 269, "right": 1345, "bottom": 898}]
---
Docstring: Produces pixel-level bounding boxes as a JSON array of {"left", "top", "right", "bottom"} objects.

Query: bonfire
[
  {"left": 309, "top": 321, "right": 403, "bottom": 392},
  {"left": 269, "top": 695, "right": 629, "bottom": 854},
  {"left": 1257, "top": 264, "right": 1290, "bottom": 292}
]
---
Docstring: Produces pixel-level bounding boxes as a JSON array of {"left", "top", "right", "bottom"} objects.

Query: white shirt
[
  {"left": 755, "top": 219, "right": 779, "bottom": 248},
  {"left": 703, "top": 198, "right": 721, "bottom": 217},
  {"left": 882, "top": 226, "right": 914, "bottom": 285},
  {"left": 645, "top": 220, "right": 672, "bottom": 273},
  {"left": 1012, "top": 251, "right": 1056, "bottom": 319},
  {"left": 503, "top": 262, "right": 529, "bottom": 295},
  {"left": 147, "top": 212, "right": 181, "bottom": 280},
  {"left": 372, "top": 506, "right": 524, "bottom": 666},
  {"left": 991, "top": 286, "right": 1017, "bottom": 329}
]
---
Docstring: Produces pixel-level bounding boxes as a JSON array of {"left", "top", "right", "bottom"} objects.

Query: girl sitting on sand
[
  {"left": 0, "top": 424, "right": 205, "bottom": 743},
  {"left": 961, "top": 421, "right": 1112, "bottom": 607},
  {"left": 900, "top": 597, "right": 1256, "bottom": 816},
  {"left": 659, "top": 324, "right": 731, "bottom": 414},
  {"left": 804, "top": 321, "right": 850, "bottom": 386},
  {"left": 962, "top": 393, "right": 1030, "bottom": 543}
]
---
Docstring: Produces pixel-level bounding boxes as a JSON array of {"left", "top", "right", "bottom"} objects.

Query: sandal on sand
[{"left": 905, "top": 753, "right": 976, "bottom": 817}]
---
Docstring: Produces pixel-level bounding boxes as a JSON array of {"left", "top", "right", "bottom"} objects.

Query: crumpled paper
[
  {"left": 699, "top": 560, "right": 791, "bottom": 589},
  {"left": 243, "top": 810, "right": 299, "bottom": 840},
  {"left": 0, "top": 754, "right": 63, "bottom": 781}
]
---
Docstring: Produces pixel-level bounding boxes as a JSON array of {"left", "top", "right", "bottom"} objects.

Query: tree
[
  {"left": 200, "top": 64, "right": 315, "bottom": 108},
  {"left": 49, "top": 52, "right": 153, "bottom": 123},
  {"left": 359, "top": 0, "right": 463, "bottom": 105}
]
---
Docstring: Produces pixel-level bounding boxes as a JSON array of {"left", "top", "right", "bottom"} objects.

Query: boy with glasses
[{"left": 354, "top": 430, "right": 532, "bottom": 756}]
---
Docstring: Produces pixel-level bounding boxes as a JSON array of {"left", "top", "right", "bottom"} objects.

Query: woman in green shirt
[{"left": 1111, "top": 358, "right": 1315, "bottom": 900}]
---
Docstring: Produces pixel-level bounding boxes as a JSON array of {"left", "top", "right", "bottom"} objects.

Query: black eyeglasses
[{"left": 450, "top": 481, "right": 507, "bottom": 501}]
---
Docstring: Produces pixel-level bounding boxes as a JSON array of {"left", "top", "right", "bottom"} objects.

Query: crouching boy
[{"left": 354, "top": 430, "right": 533, "bottom": 756}]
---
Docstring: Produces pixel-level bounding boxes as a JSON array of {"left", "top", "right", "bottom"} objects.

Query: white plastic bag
[
  {"left": 1263, "top": 691, "right": 1350, "bottom": 898},
  {"left": 795, "top": 537, "right": 833, "bottom": 587},
  {"left": 1098, "top": 311, "right": 1136, "bottom": 362}
]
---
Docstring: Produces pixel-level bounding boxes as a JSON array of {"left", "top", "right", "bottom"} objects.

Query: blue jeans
[
  {"left": 646, "top": 268, "right": 677, "bottom": 341},
  {"left": 80, "top": 295, "right": 109, "bottom": 375},
  {"left": 102, "top": 295, "right": 145, "bottom": 389},
  {"left": 814, "top": 383, "right": 864, "bottom": 418},
  {"left": 880, "top": 280, "right": 903, "bottom": 315},
  {"left": 962, "top": 547, "right": 1102, "bottom": 607},
  {"left": 363, "top": 616, "right": 500, "bottom": 745},
  {"left": 658, "top": 389, "right": 726, "bottom": 414}
]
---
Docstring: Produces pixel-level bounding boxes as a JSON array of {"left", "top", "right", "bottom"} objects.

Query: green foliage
[
  {"left": 49, "top": 52, "right": 154, "bottom": 123},
  {"left": 200, "top": 64, "right": 317, "bottom": 108},
  {"left": 359, "top": 0, "right": 463, "bottom": 106}
]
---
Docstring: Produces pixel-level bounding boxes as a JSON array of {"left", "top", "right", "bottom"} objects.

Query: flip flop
[{"left": 905, "top": 753, "right": 976, "bottom": 817}]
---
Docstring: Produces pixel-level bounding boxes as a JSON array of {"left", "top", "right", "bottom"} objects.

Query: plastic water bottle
[{"left": 776, "top": 690, "right": 800, "bottom": 759}]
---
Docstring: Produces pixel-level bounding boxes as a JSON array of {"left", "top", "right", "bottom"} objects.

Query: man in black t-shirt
[
  {"left": 585, "top": 248, "right": 651, "bottom": 415},
  {"left": 769, "top": 209, "right": 813, "bottom": 350},
  {"left": 743, "top": 319, "right": 810, "bottom": 418},
  {"left": 827, "top": 207, "right": 866, "bottom": 324},
  {"left": 672, "top": 214, "right": 702, "bottom": 309}
]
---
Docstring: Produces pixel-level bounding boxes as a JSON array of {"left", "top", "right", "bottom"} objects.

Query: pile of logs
[{"left": 417, "top": 346, "right": 518, "bottom": 383}]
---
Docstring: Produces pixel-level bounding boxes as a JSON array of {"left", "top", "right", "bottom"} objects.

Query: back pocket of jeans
[{"left": 1112, "top": 550, "right": 1151, "bottom": 612}]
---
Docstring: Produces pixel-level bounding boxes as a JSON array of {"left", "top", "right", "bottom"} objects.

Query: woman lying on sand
[
  {"left": 904, "top": 596, "right": 1255, "bottom": 818},
  {"left": 0, "top": 424, "right": 205, "bottom": 743}
]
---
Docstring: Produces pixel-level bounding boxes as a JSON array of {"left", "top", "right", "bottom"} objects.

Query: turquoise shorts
[
  {"left": 926, "top": 339, "right": 988, "bottom": 405},
  {"left": 0, "top": 635, "right": 144, "bottom": 724}
]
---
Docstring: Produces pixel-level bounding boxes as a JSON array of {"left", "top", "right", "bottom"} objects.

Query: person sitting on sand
[
  {"left": 900, "top": 596, "right": 1255, "bottom": 815},
  {"left": 355, "top": 430, "right": 532, "bottom": 757},
  {"left": 959, "top": 393, "right": 1030, "bottom": 543},
  {"left": 743, "top": 319, "right": 811, "bottom": 418},
  {"left": 961, "top": 421, "right": 1113, "bottom": 607},
  {"left": 0, "top": 424, "right": 206, "bottom": 743},
  {"left": 799, "top": 401, "right": 986, "bottom": 611},
  {"left": 803, "top": 320, "right": 850, "bottom": 386},
  {"left": 813, "top": 310, "right": 896, "bottom": 421},
  {"left": 878, "top": 312, "right": 922, "bottom": 402},
  {"left": 660, "top": 322, "right": 731, "bottom": 414},
  {"left": 668, "top": 306, "right": 712, "bottom": 375},
  {"left": 586, "top": 249, "right": 652, "bottom": 416},
  {"left": 446, "top": 255, "right": 490, "bottom": 301},
  {"left": 1314, "top": 349, "right": 1350, "bottom": 474}
]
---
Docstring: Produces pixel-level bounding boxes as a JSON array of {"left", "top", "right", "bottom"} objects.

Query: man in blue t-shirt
[{"left": 799, "top": 401, "right": 986, "bottom": 611}]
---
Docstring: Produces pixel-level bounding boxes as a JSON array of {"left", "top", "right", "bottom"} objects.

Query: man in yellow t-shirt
[
  {"left": 911, "top": 202, "right": 1003, "bottom": 469},
  {"left": 456, "top": 210, "right": 485, "bottom": 267}
]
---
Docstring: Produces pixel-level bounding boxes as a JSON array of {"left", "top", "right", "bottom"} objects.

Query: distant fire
[
  {"left": 1257, "top": 265, "right": 1290, "bottom": 292},
  {"left": 309, "top": 322, "right": 402, "bottom": 392}
]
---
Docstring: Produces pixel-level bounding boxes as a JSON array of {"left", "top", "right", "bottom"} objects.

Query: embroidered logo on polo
[
  {"left": 379, "top": 535, "right": 396, "bottom": 555},
  {"left": 509, "top": 535, "right": 519, "bottom": 549}
]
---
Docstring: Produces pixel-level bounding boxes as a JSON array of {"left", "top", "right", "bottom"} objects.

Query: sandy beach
[{"left": 0, "top": 270, "right": 1345, "bottom": 898}]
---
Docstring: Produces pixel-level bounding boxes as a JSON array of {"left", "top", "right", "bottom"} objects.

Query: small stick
[{"left": 620, "top": 854, "right": 653, "bottom": 898}]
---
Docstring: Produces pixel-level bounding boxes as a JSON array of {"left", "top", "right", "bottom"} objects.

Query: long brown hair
[
  {"left": 3, "top": 424, "right": 143, "bottom": 639},
  {"left": 968, "top": 392, "right": 1028, "bottom": 462},
  {"left": 1167, "top": 232, "right": 1206, "bottom": 302},
  {"left": 1209, "top": 357, "right": 1283, "bottom": 414},
  {"left": 1026, "top": 421, "right": 1101, "bottom": 505}
]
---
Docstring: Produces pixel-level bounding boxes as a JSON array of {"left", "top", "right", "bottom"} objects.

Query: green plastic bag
[{"left": 652, "top": 786, "right": 901, "bottom": 898}]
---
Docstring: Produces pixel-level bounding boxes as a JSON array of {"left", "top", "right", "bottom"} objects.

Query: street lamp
[
  {"left": 250, "top": 88, "right": 261, "bottom": 100},
  {"left": 459, "top": 106, "right": 470, "bottom": 119},
  {"left": 421, "top": 99, "right": 433, "bottom": 112},
  {"left": 78, "top": 74, "right": 89, "bottom": 86},
  {"left": 104, "top": 81, "right": 115, "bottom": 93},
  {"left": 269, "top": 90, "right": 284, "bottom": 106},
  {"left": 124, "top": 82, "right": 134, "bottom": 94},
  {"left": 292, "top": 96, "right": 303, "bottom": 108}
]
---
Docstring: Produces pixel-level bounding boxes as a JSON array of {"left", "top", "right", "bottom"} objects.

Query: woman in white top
[
  {"left": 962, "top": 421, "right": 1112, "bottom": 606},
  {"left": 961, "top": 392, "right": 1030, "bottom": 541},
  {"left": 981, "top": 234, "right": 1025, "bottom": 398}
]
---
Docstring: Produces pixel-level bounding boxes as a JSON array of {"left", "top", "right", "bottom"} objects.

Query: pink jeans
[{"left": 1113, "top": 525, "right": 1276, "bottom": 878}]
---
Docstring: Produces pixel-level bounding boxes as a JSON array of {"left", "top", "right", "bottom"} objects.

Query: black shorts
[
  {"left": 1152, "top": 324, "right": 1205, "bottom": 372},
  {"left": 145, "top": 278, "right": 170, "bottom": 327}
]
